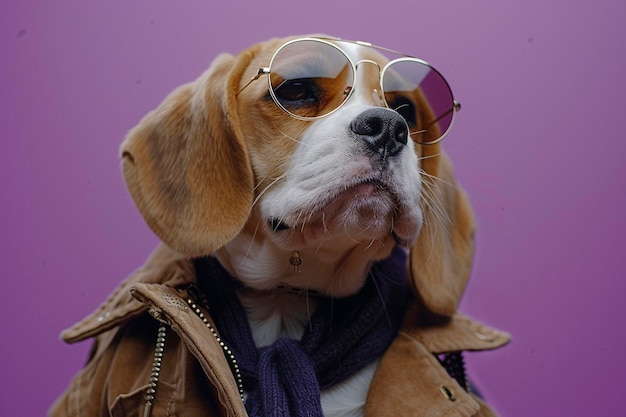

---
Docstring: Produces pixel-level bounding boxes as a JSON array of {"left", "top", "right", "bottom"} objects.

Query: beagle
[{"left": 120, "top": 35, "right": 477, "bottom": 416}]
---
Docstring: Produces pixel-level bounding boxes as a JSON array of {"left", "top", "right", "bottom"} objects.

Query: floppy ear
[
  {"left": 409, "top": 147, "right": 476, "bottom": 318},
  {"left": 120, "top": 54, "right": 254, "bottom": 257}
]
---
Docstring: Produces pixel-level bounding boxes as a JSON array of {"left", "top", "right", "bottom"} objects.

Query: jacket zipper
[{"left": 143, "top": 324, "right": 167, "bottom": 417}]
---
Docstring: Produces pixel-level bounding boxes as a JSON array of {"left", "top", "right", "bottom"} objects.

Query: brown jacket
[{"left": 50, "top": 245, "right": 509, "bottom": 417}]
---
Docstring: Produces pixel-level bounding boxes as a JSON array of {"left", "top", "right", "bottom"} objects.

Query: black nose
[{"left": 350, "top": 108, "right": 409, "bottom": 157}]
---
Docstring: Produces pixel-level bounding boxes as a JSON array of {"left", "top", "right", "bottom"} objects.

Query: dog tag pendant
[{"left": 289, "top": 250, "right": 303, "bottom": 272}]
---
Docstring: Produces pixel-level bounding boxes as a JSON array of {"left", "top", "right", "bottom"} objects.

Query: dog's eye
[
  {"left": 274, "top": 79, "right": 318, "bottom": 104},
  {"left": 388, "top": 97, "right": 417, "bottom": 128}
]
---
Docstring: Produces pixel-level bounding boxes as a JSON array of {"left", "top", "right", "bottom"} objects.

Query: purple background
[{"left": 2, "top": 1, "right": 625, "bottom": 416}]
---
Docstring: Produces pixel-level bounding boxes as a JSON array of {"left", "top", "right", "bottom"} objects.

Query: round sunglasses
[{"left": 239, "top": 37, "right": 460, "bottom": 145}]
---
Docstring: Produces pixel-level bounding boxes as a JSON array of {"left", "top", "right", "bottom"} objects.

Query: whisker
[
  {"left": 298, "top": 209, "right": 308, "bottom": 234},
  {"left": 251, "top": 155, "right": 291, "bottom": 191},
  {"left": 364, "top": 238, "right": 377, "bottom": 251},
  {"left": 315, "top": 240, "right": 325, "bottom": 256},
  {"left": 419, "top": 168, "right": 458, "bottom": 191},
  {"left": 250, "top": 154, "right": 292, "bottom": 207},
  {"left": 418, "top": 172, "right": 457, "bottom": 247},
  {"left": 342, "top": 223, "right": 361, "bottom": 244},
  {"left": 408, "top": 107, "right": 455, "bottom": 140},
  {"left": 392, "top": 103, "right": 410, "bottom": 112},
  {"left": 409, "top": 129, "right": 428, "bottom": 137},
  {"left": 322, "top": 212, "right": 329, "bottom": 233},
  {"left": 243, "top": 217, "right": 263, "bottom": 263},
  {"left": 251, "top": 173, "right": 286, "bottom": 209},
  {"left": 270, "top": 120, "right": 309, "bottom": 146},
  {"left": 420, "top": 178, "right": 452, "bottom": 229},
  {"left": 417, "top": 176, "right": 456, "bottom": 261}
]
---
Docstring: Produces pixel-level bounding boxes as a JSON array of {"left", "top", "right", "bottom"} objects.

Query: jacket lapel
[
  {"left": 130, "top": 282, "right": 248, "bottom": 417},
  {"left": 365, "top": 308, "right": 510, "bottom": 417}
]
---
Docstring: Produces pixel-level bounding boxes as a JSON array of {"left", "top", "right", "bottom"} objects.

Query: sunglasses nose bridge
[{"left": 352, "top": 60, "right": 386, "bottom": 106}]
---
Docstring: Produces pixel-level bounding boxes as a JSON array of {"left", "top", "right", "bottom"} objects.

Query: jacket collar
[{"left": 61, "top": 245, "right": 194, "bottom": 343}]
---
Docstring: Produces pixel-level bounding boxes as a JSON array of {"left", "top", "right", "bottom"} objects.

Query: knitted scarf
[{"left": 194, "top": 246, "right": 408, "bottom": 417}]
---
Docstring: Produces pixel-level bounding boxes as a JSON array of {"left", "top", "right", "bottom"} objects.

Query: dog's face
[
  {"left": 121, "top": 35, "right": 476, "bottom": 315},
  {"left": 236, "top": 38, "right": 424, "bottom": 256}
]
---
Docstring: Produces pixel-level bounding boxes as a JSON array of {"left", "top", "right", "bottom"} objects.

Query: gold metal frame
[{"left": 239, "top": 37, "right": 461, "bottom": 145}]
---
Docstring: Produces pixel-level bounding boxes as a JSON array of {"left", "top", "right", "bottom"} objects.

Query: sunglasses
[{"left": 239, "top": 37, "right": 460, "bottom": 145}]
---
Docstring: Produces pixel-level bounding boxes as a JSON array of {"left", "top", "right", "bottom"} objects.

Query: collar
[{"left": 60, "top": 245, "right": 195, "bottom": 343}]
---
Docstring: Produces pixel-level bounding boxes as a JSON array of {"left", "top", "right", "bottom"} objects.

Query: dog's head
[{"left": 120, "top": 36, "right": 475, "bottom": 317}]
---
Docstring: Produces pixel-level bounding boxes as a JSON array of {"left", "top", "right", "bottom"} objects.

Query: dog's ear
[
  {"left": 120, "top": 54, "right": 254, "bottom": 257},
  {"left": 409, "top": 147, "right": 476, "bottom": 318}
]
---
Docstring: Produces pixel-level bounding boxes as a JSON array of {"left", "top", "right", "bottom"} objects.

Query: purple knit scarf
[{"left": 194, "top": 246, "right": 408, "bottom": 417}]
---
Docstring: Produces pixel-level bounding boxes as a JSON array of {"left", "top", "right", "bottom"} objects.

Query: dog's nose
[{"left": 350, "top": 108, "right": 409, "bottom": 157}]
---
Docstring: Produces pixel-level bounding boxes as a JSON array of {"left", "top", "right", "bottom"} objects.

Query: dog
[{"left": 51, "top": 35, "right": 509, "bottom": 417}]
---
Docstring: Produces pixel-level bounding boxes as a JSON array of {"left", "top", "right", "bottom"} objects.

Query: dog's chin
[
  {"left": 267, "top": 181, "right": 421, "bottom": 251},
  {"left": 325, "top": 182, "right": 396, "bottom": 233}
]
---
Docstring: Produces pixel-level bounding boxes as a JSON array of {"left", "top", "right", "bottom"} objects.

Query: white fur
[{"left": 217, "top": 102, "right": 423, "bottom": 297}]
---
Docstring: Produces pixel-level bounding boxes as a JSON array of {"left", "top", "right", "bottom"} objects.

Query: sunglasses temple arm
[
  {"left": 409, "top": 101, "right": 460, "bottom": 141},
  {"left": 426, "top": 100, "right": 461, "bottom": 127},
  {"left": 237, "top": 67, "right": 270, "bottom": 95}
]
